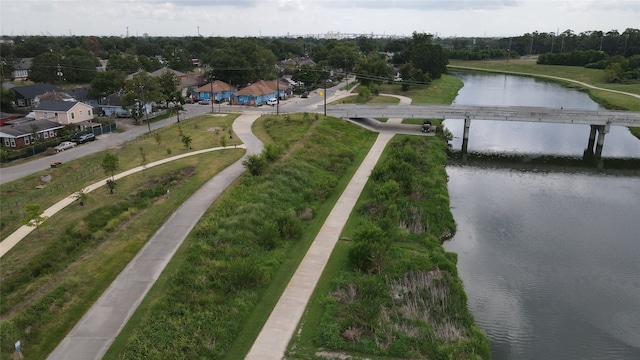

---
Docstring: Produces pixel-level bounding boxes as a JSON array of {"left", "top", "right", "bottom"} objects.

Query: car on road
[
  {"left": 266, "top": 98, "right": 278, "bottom": 106},
  {"left": 53, "top": 141, "right": 77, "bottom": 152},
  {"left": 76, "top": 133, "right": 96, "bottom": 144},
  {"left": 301, "top": 91, "right": 309, "bottom": 98},
  {"left": 199, "top": 100, "right": 210, "bottom": 105}
]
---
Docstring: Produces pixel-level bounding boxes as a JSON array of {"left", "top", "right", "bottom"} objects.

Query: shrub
[{"left": 242, "top": 154, "right": 267, "bottom": 176}]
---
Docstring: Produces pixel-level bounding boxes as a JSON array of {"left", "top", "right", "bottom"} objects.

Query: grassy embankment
[
  {"left": 449, "top": 59, "right": 640, "bottom": 138},
  {"left": 103, "top": 113, "right": 378, "bottom": 359},
  {"left": 330, "top": 74, "right": 464, "bottom": 126},
  {"left": 286, "top": 76, "right": 488, "bottom": 359},
  {"left": 0, "top": 114, "right": 244, "bottom": 359}
]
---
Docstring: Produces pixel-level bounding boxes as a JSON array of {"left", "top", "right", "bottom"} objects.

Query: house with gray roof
[
  {"left": 12, "top": 58, "right": 33, "bottom": 81},
  {"left": 34, "top": 100, "right": 94, "bottom": 125},
  {"left": 11, "top": 83, "right": 64, "bottom": 107},
  {"left": 0, "top": 118, "right": 65, "bottom": 150}
]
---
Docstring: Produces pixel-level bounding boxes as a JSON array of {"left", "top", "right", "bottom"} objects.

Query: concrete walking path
[
  {"left": 246, "top": 131, "right": 395, "bottom": 359},
  {"left": 47, "top": 113, "right": 262, "bottom": 360},
  {"left": 0, "top": 144, "right": 247, "bottom": 258}
]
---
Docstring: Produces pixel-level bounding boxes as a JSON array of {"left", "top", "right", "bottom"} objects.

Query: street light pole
[
  {"left": 276, "top": 67, "right": 280, "bottom": 116},
  {"left": 141, "top": 84, "right": 150, "bottom": 133},
  {"left": 323, "top": 68, "right": 327, "bottom": 116},
  {"left": 214, "top": 75, "right": 216, "bottom": 114}
]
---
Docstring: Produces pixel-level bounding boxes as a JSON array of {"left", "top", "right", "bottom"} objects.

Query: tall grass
[
  {"left": 287, "top": 136, "right": 490, "bottom": 359},
  {"left": 0, "top": 115, "right": 244, "bottom": 360},
  {"left": 103, "top": 114, "right": 378, "bottom": 359}
]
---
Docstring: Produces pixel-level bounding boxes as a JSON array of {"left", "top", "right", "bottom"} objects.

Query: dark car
[
  {"left": 301, "top": 91, "right": 309, "bottom": 98},
  {"left": 77, "top": 133, "right": 96, "bottom": 144}
]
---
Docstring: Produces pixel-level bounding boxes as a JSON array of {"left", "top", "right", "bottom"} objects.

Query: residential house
[
  {"left": 33, "top": 100, "right": 94, "bottom": 125},
  {"left": 195, "top": 80, "right": 235, "bottom": 103},
  {"left": 11, "top": 83, "right": 64, "bottom": 107},
  {"left": 66, "top": 87, "right": 99, "bottom": 108},
  {"left": 233, "top": 81, "right": 278, "bottom": 106},
  {"left": 12, "top": 58, "right": 33, "bottom": 81},
  {"left": 0, "top": 118, "right": 65, "bottom": 150},
  {"left": 264, "top": 79, "right": 293, "bottom": 100},
  {"left": 98, "top": 93, "right": 130, "bottom": 117}
]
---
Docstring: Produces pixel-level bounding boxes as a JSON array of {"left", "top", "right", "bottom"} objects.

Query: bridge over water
[{"left": 325, "top": 104, "right": 640, "bottom": 168}]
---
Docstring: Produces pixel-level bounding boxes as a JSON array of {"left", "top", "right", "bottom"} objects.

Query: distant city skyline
[{"left": 1, "top": 0, "right": 638, "bottom": 38}]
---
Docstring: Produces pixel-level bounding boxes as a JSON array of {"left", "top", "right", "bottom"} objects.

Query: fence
[{"left": 0, "top": 164, "right": 102, "bottom": 212}]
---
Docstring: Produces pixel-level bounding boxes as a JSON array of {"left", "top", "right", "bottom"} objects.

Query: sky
[{"left": 1, "top": 0, "right": 638, "bottom": 38}]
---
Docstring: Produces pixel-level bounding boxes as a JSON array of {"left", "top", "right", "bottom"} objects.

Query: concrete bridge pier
[
  {"left": 593, "top": 124, "right": 610, "bottom": 169},
  {"left": 587, "top": 125, "right": 597, "bottom": 152},
  {"left": 461, "top": 115, "right": 471, "bottom": 162}
]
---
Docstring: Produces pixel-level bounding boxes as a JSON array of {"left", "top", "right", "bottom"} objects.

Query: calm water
[{"left": 443, "top": 72, "right": 640, "bottom": 359}]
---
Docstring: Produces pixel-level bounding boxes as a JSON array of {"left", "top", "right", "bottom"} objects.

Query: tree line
[{"left": 1, "top": 27, "right": 638, "bottom": 112}]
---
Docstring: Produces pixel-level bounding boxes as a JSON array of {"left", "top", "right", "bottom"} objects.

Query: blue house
[
  {"left": 194, "top": 80, "right": 235, "bottom": 102},
  {"left": 233, "top": 81, "right": 278, "bottom": 106}
]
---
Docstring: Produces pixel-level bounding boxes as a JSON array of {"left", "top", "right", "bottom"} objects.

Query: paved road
[
  {"left": 47, "top": 113, "right": 263, "bottom": 360},
  {"left": 0, "top": 105, "right": 212, "bottom": 184}
]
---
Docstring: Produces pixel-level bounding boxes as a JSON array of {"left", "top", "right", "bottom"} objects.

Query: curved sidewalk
[
  {"left": 47, "top": 113, "right": 262, "bottom": 360},
  {"left": 0, "top": 144, "right": 246, "bottom": 258}
]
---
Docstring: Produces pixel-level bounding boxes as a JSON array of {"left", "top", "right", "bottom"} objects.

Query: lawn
[{"left": 0, "top": 113, "right": 245, "bottom": 359}]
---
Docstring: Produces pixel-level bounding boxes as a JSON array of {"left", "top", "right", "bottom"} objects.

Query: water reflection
[{"left": 444, "top": 72, "right": 640, "bottom": 360}]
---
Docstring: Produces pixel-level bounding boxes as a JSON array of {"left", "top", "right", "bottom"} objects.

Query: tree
[
  {"left": 158, "top": 71, "right": 180, "bottom": 107},
  {"left": 355, "top": 51, "right": 392, "bottom": 86},
  {"left": 29, "top": 124, "right": 40, "bottom": 156},
  {"left": 73, "top": 188, "right": 88, "bottom": 207},
  {"left": 137, "top": 55, "right": 163, "bottom": 72},
  {"left": 89, "top": 71, "right": 126, "bottom": 98},
  {"left": 106, "top": 53, "right": 139, "bottom": 73},
  {"left": 181, "top": 135, "right": 192, "bottom": 149},
  {"left": 403, "top": 32, "right": 448, "bottom": 80},
  {"left": 122, "top": 72, "right": 163, "bottom": 132},
  {"left": 139, "top": 146, "right": 148, "bottom": 176},
  {"left": 22, "top": 204, "right": 47, "bottom": 234},
  {"left": 29, "top": 52, "right": 63, "bottom": 83},
  {"left": 101, "top": 153, "right": 119, "bottom": 181},
  {"left": 1, "top": 86, "right": 15, "bottom": 112}
]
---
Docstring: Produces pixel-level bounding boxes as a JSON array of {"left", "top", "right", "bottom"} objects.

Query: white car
[
  {"left": 266, "top": 98, "right": 278, "bottom": 106},
  {"left": 53, "top": 141, "right": 77, "bottom": 152}
]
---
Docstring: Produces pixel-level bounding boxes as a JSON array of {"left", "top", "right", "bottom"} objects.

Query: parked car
[
  {"left": 301, "top": 91, "right": 309, "bottom": 98},
  {"left": 76, "top": 133, "right": 96, "bottom": 144},
  {"left": 199, "top": 100, "right": 210, "bottom": 105},
  {"left": 266, "top": 98, "right": 278, "bottom": 106},
  {"left": 53, "top": 141, "right": 77, "bottom": 152}
]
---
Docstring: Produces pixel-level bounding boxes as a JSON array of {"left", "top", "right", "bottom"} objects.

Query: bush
[{"left": 242, "top": 154, "right": 267, "bottom": 176}]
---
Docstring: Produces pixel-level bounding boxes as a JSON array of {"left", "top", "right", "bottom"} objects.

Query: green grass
[
  {"left": 0, "top": 114, "right": 245, "bottom": 360},
  {"left": 286, "top": 136, "right": 489, "bottom": 359},
  {"left": 0, "top": 150, "right": 244, "bottom": 360},
  {"left": 0, "top": 114, "right": 241, "bottom": 236},
  {"left": 102, "top": 114, "right": 378, "bottom": 359},
  {"left": 379, "top": 74, "right": 464, "bottom": 105}
]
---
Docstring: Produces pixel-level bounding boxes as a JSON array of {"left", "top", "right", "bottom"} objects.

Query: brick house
[{"left": 0, "top": 118, "right": 65, "bottom": 150}]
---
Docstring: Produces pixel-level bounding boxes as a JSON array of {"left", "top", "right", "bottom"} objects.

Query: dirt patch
[{"left": 180, "top": 166, "right": 196, "bottom": 177}]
